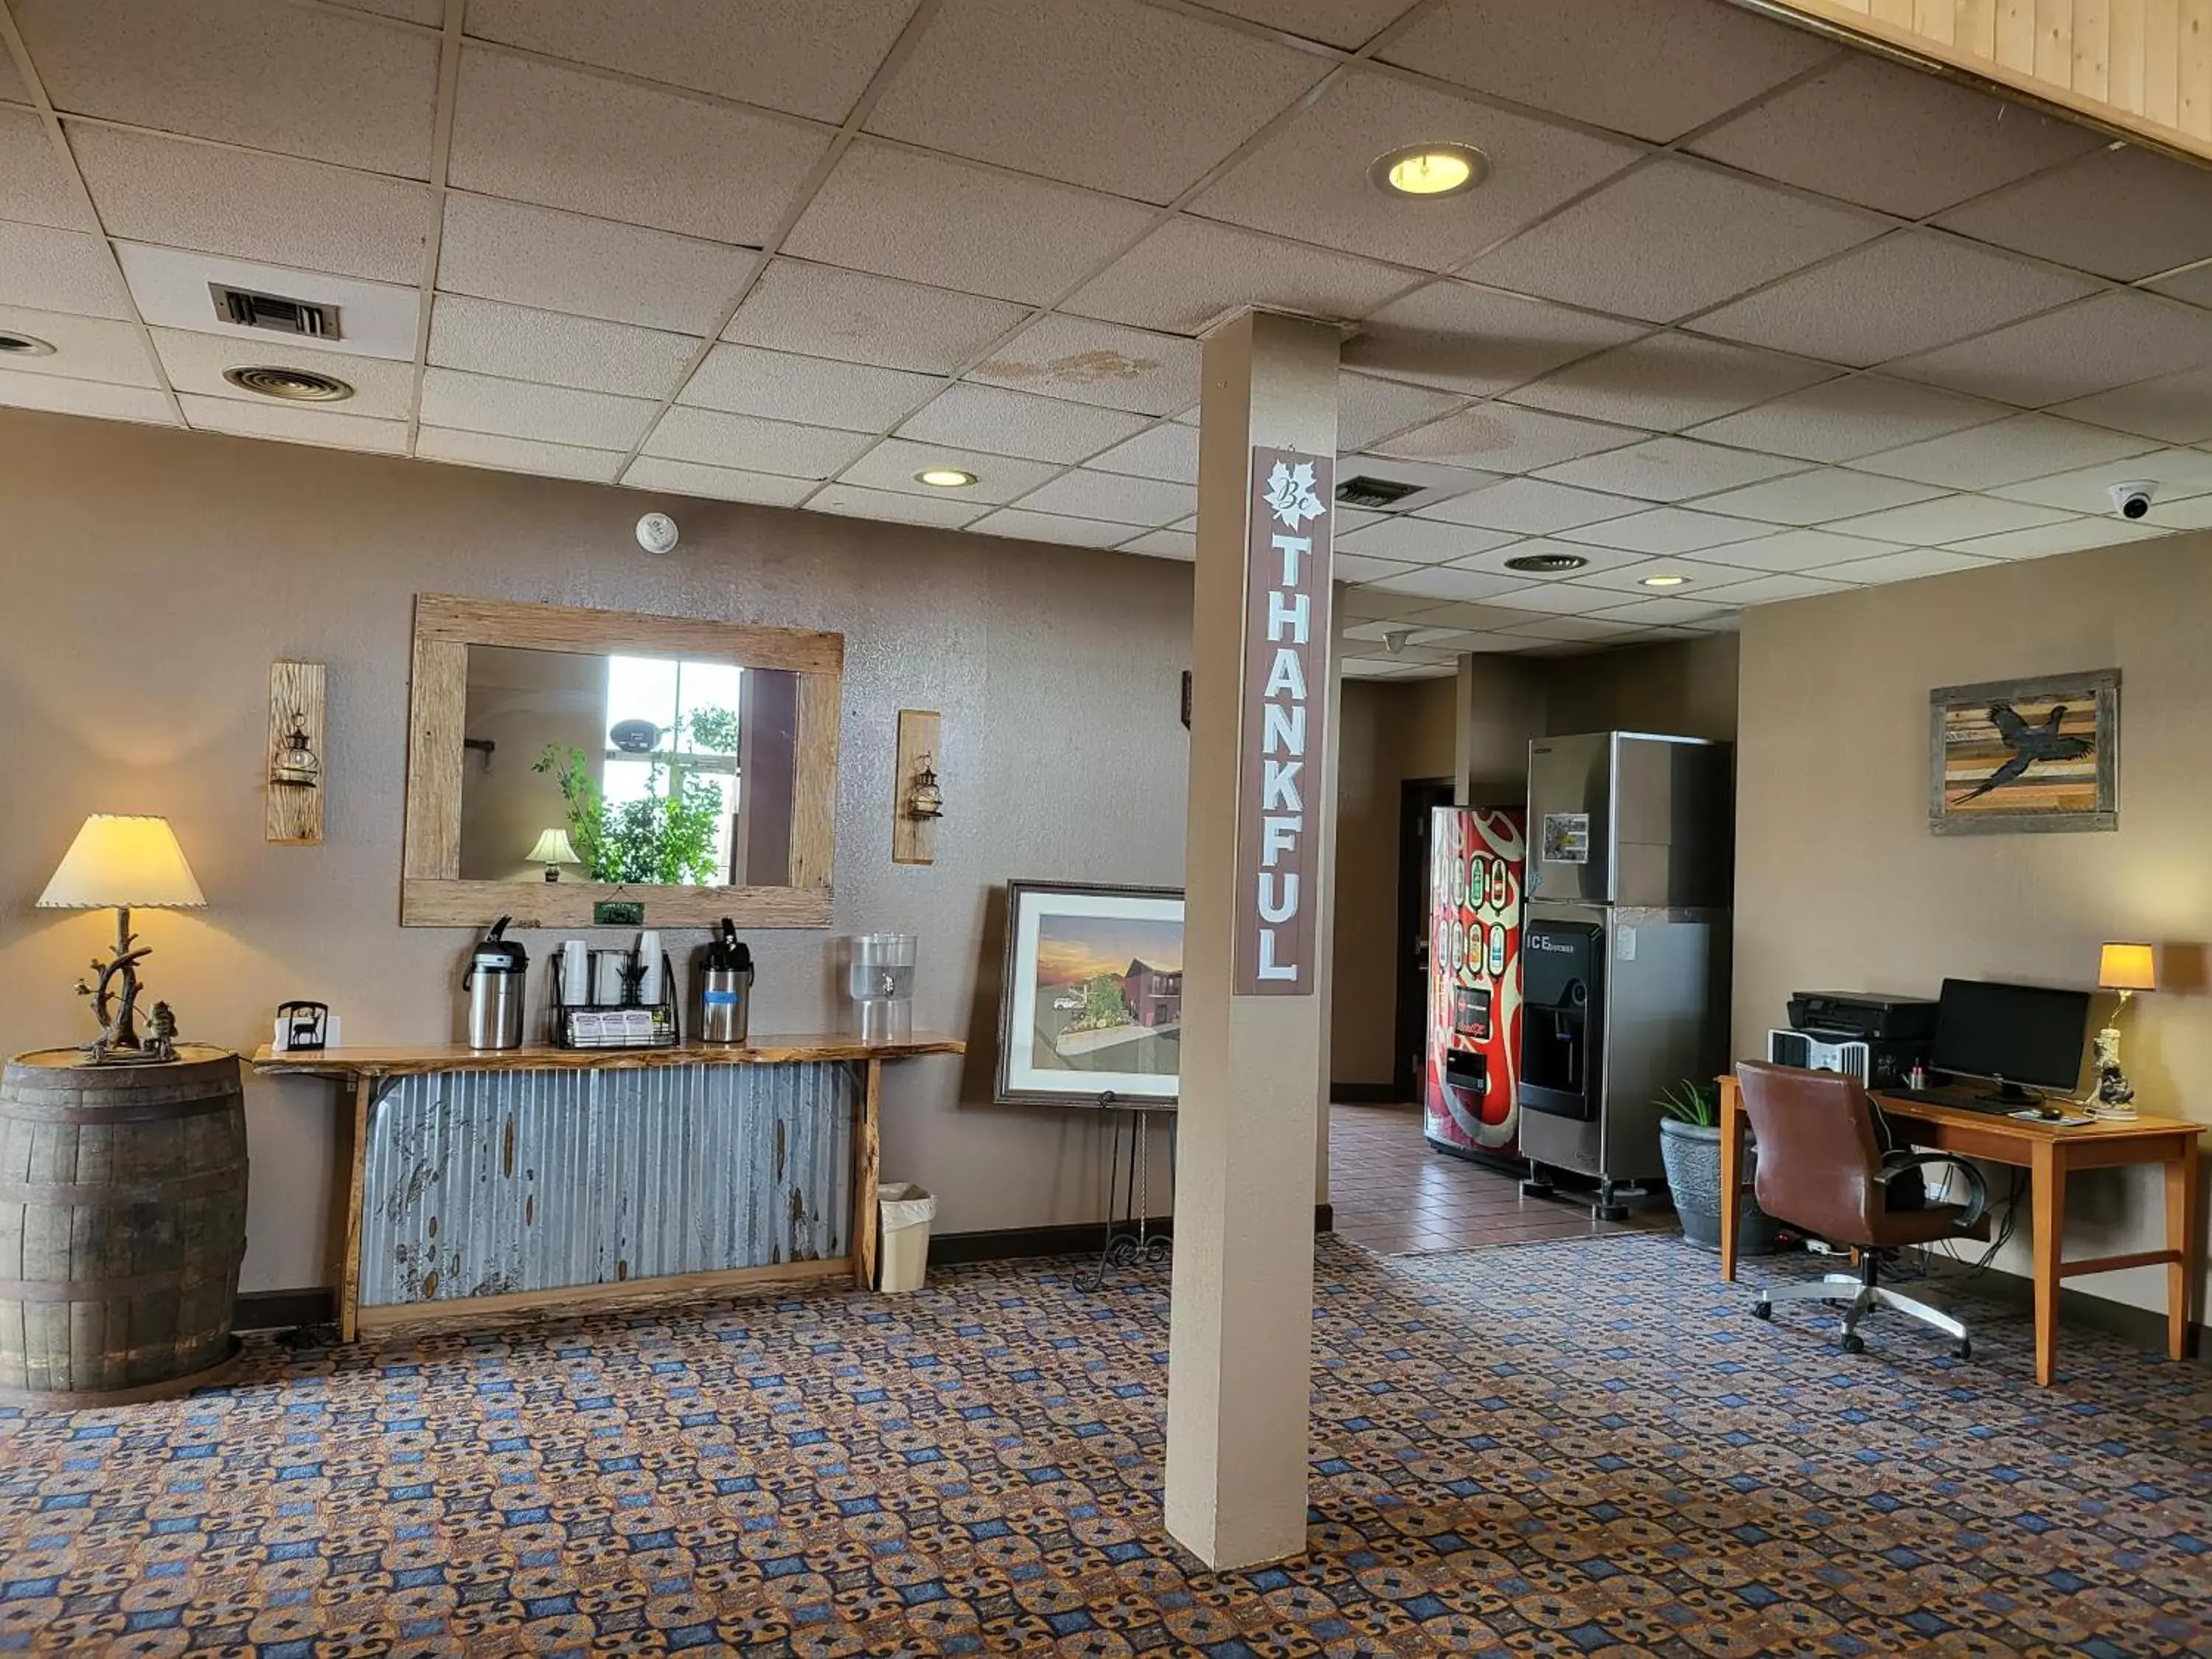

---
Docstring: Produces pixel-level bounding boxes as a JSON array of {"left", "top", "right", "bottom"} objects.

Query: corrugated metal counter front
[{"left": 253, "top": 1035, "right": 965, "bottom": 1338}]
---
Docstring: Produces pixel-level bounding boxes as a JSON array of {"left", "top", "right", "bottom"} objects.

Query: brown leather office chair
[{"left": 1735, "top": 1060, "right": 1990, "bottom": 1360}]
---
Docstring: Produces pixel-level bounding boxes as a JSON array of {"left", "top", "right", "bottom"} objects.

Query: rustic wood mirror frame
[{"left": 401, "top": 594, "right": 842, "bottom": 928}]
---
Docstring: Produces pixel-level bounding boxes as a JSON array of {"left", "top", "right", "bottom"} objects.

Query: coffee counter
[{"left": 252, "top": 1035, "right": 964, "bottom": 1339}]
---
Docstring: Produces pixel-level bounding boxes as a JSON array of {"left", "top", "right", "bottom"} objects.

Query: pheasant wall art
[{"left": 1928, "top": 670, "right": 2119, "bottom": 835}]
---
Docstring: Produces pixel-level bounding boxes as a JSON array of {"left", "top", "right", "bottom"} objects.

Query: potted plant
[{"left": 1655, "top": 1079, "right": 1780, "bottom": 1255}]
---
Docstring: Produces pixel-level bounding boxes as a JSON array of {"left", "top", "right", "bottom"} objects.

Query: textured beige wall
[
  {"left": 0, "top": 408, "right": 1194, "bottom": 1293},
  {"left": 1734, "top": 535, "right": 2212, "bottom": 1318},
  {"left": 1545, "top": 633, "right": 1741, "bottom": 744}
]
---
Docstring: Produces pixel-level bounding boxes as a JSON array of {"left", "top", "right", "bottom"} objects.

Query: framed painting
[
  {"left": 1928, "top": 669, "right": 2119, "bottom": 835},
  {"left": 995, "top": 880, "right": 1184, "bottom": 1105}
]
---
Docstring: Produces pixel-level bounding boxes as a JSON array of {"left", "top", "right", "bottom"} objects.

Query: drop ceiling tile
[
  {"left": 1848, "top": 412, "right": 2159, "bottom": 490},
  {"left": 1826, "top": 493, "right": 2069, "bottom": 544},
  {"left": 1413, "top": 630, "right": 1540, "bottom": 653},
  {"left": 1697, "top": 569, "right": 1855, "bottom": 602},
  {"left": 1194, "top": 68, "right": 1639, "bottom": 271},
  {"left": 0, "top": 305, "right": 154, "bottom": 386},
  {"left": 1414, "top": 477, "right": 1641, "bottom": 534},
  {"left": 1500, "top": 613, "right": 1647, "bottom": 641},
  {"left": 2150, "top": 260, "right": 2212, "bottom": 310},
  {"left": 1332, "top": 552, "right": 1416, "bottom": 583},
  {"left": 1987, "top": 448, "right": 2212, "bottom": 513},
  {"left": 1366, "top": 566, "right": 1533, "bottom": 602},
  {"left": 1694, "top": 466, "right": 1946, "bottom": 524},
  {"left": 67, "top": 123, "right": 428, "bottom": 285},
  {"left": 1944, "top": 517, "right": 2165, "bottom": 560},
  {"left": 2145, "top": 494, "right": 2212, "bottom": 531},
  {"left": 1682, "top": 527, "right": 1905, "bottom": 571},
  {"left": 1686, "top": 55, "right": 2104, "bottom": 218},
  {"left": 2050, "top": 366, "right": 2212, "bottom": 447},
  {"left": 1480, "top": 576, "right": 1651, "bottom": 614},
  {"left": 1088, "top": 421, "right": 1200, "bottom": 484},
  {"left": 1685, "top": 374, "right": 2009, "bottom": 462},
  {"left": 1565, "top": 554, "right": 1770, "bottom": 594},
  {"left": 1341, "top": 586, "right": 1450, "bottom": 619},
  {"left": 332, "top": 0, "right": 443, "bottom": 21},
  {"left": 13, "top": 0, "right": 439, "bottom": 176},
  {"left": 680, "top": 342, "right": 941, "bottom": 431},
  {"left": 117, "top": 243, "right": 420, "bottom": 359},
  {"left": 1534, "top": 436, "right": 1806, "bottom": 501},
  {"left": 1014, "top": 469, "right": 1196, "bottom": 525},
  {"left": 868, "top": 0, "right": 1325, "bottom": 204},
  {"left": 1338, "top": 374, "right": 1466, "bottom": 451},
  {"left": 1450, "top": 538, "right": 1651, "bottom": 580},
  {"left": 1691, "top": 230, "right": 2095, "bottom": 368},
  {"left": 415, "top": 425, "right": 624, "bottom": 483},
  {"left": 1463, "top": 159, "right": 1888, "bottom": 324},
  {"left": 150, "top": 327, "right": 415, "bottom": 417},
  {"left": 622, "top": 456, "right": 817, "bottom": 507},
  {"left": 0, "top": 108, "right": 92, "bottom": 232},
  {"left": 1340, "top": 516, "right": 1519, "bottom": 565},
  {"left": 786, "top": 140, "right": 1158, "bottom": 307},
  {"left": 1064, "top": 215, "right": 1413, "bottom": 335},
  {"left": 178, "top": 390, "right": 406, "bottom": 453},
  {"left": 0, "top": 51, "right": 26, "bottom": 105},
  {"left": 1341, "top": 658, "right": 1420, "bottom": 676},
  {"left": 465, "top": 0, "right": 919, "bottom": 124},
  {"left": 0, "top": 220, "right": 128, "bottom": 319},
  {"left": 429, "top": 295, "right": 700, "bottom": 400},
  {"left": 1935, "top": 144, "right": 2212, "bottom": 282},
  {"left": 1557, "top": 507, "right": 1772, "bottom": 554},
  {"left": 807, "top": 481, "right": 988, "bottom": 529},
  {"left": 838, "top": 436, "right": 1063, "bottom": 501},
  {"left": 1121, "top": 527, "right": 1197, "bottom": 560},
  {"left": 448, "top": 46, "right": 831, "bottom": 245},
  {"left": 1684, "top": 612, "right": 1742, "bottom": 633},
  {"left": 643, "top": 404, "right": 873, "bottom": 477},
  {"left": 422, "top": 366, "right": 660, "bottom": 451},
  {"left": 1377, "top": 402, "right": 1643, "bottom": 473},
  {"left": 1585, "top": 595, "right": 1739, "bottom": 626},
  {"left": 1507, "top": 333, "right": 1835, "bottom": 431},
  {"left": 897, "top": 380, "right": 1150, "bottom": 462},
  {"left": 1808, "top": 546, "right": 2000, "bottom": 584},
  {"left": 1377, "top": 0, "right": 1829, "bottom": 142},
  {"left": 970, "top": 314, "right": 1200, "bottom": 417},
  {"left": 0, "top": 365, "right": 172, "bottom": 424},
  {"left": 967, "top": 507, "right": 1145, "bottom": 548},
  {"left": 1189, "top": 0, "right": 1422, "bottom": 48},
  {"left": 437, "top": 195, "right": 754, "bottom": 336},
  {"left": 1345, "top": 282, "right": 1644, "bottom": 401},
  {"left": 1885, "top": 291, "right": 2212, "bottom": 408},
  {"left": 723, "top": 263, "right": 1023, "bottom": 382}
]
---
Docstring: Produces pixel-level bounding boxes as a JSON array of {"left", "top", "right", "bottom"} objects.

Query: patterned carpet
[{"left": 0, "top": 1233, "right": 2205, "bottom": 1657}]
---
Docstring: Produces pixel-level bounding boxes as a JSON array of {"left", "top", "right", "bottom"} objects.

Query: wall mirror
[{"left": 403, "top": 596, "right": 841, "bottom": 928}]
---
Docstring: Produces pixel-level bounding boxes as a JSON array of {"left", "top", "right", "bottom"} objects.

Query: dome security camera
[{"left": 2108, "top": 481, "right": 2157, "bottom": 521}]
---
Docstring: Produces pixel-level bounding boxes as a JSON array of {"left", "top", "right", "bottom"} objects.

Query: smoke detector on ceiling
[{"left": 222, "top": 365, "right": 354, "bottom": 403}]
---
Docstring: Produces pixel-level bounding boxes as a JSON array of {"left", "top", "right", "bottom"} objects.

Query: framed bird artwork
[{"left": 1928, "top": 669, "right": 2119, "bottom": 835}]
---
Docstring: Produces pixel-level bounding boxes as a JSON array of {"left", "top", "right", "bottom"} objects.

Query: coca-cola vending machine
[{"left": 1423, "top": 805, "right": 1526, "bottom": 1166}]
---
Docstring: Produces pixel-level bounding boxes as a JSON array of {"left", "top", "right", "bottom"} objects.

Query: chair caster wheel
[
  {"left": 1952, "top": 1338, "right": 1972, "bottom": 1360},
  {"left": 1841, "top": 1332, "right": 1865, "bottom": 1354},
  {"left": 1751, "top": 1301, "right": 1773, "bottom": 1321}
]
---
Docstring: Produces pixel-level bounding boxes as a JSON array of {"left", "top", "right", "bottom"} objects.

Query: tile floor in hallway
[{"left": 1327, "top": 1102, "right": 1672, "bottom": 1255}]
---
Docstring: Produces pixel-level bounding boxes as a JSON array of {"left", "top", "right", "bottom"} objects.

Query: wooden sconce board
[
  {"left": 267, "top": 661, "right": 326, "bottom": 846},
  {"left": 893, "top": 709, "right": 941, "bottom": 866}
]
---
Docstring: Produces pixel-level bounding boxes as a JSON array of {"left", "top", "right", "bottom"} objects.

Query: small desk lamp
[
  {"left": 527, "top": 827, "right": 582, "bottom": 883},
  {"left": 38, "top": 815, "right": 206, "bottom": 1064},
  {"left": 2089, "top": 942, "right": 2156, "bottom": 1121}
]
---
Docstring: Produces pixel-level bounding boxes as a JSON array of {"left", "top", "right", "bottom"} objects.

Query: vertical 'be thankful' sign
[{"left": 1234, "top": 448, "right": 1334, "bottom": 997}]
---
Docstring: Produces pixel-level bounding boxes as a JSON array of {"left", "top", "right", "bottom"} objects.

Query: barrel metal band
[
  {"left": 0, "top": 1094, "right": 241, "bottom": 1125},
  {"left": 0, "top": 1253, "right": 245, "bottom": 1301},
  {"left": 0, "top": 1167, "right": 246, "bottom": 1205}
]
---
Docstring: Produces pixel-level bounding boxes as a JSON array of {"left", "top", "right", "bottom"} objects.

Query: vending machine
[{"left": 1423, "top": 804, "right": 1526, "bottom": 1166}]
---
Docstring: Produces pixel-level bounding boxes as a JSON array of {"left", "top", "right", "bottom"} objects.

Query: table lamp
[
  {"left": 527, "top": 827, "right": 582, "bottom": 883},
  {"left": 2088, "top": 941, "right": 2155, "bottom": 1121},
  {"left": 37, "top": 814, "right": 206, "bottom": 1065}
]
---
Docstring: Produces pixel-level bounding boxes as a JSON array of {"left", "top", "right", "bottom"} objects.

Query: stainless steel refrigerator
[{"left": 1517, "top": 731, "right": 1733, "bottom": 1220}]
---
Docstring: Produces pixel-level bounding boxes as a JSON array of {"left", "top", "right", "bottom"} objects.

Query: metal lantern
[
  {"left": 908, "top": 752, "right": 944, "bottom": 820},
  {"left": 270, "top": 714, "right": 321, "bottom": 789}
]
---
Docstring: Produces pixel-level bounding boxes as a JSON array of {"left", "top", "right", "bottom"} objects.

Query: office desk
[{"left": 1717, "top": 1075, "right": 2202, "bottom": 1385}]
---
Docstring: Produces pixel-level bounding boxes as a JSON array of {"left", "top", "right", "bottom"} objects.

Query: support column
[{"left": 1166, "top": 310, "right": 1340, "bottom": 1570}]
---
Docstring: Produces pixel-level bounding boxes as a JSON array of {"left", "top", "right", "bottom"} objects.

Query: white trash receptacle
[{"left": 877, "top": 1183, "right": 936, "bottom": 1293}]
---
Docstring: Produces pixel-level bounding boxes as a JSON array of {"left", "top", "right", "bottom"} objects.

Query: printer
[{"left": 1767, "top": 991, "right": 1937, "bottom": 1088}]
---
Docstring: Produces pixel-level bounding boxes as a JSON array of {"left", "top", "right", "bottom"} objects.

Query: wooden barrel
[{"left": 0, "top": 1045, "right": 248, "bottom": 1404}]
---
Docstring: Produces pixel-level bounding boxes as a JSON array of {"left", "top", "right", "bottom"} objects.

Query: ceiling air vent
[
  {"left": 210, "top": 284, "right": 338, "bottom": 338},
  {"left": 1335, "top": 474, "right": 1425, "bottom": 511},
  {"left": 1505, "top": 551, "right": 1590, "bottom": 574},
  {"left": 223, "top": 365, "right": 355, "bottom": 403}
]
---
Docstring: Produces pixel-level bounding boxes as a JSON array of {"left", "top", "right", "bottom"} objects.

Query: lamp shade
[
  {"left": 2099, "top": 941, "right": 2156, "bottom": 992},
  {"left": 526, "top": 827, "right": 581, "bottom": 866},
  {"left": 37, "top": 815, "right": 205, "bottom": 910}
]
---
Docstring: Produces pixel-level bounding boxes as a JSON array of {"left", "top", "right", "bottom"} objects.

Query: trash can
[{"left": 877, "top": 1183, "right": 936, "bottom": 1293}]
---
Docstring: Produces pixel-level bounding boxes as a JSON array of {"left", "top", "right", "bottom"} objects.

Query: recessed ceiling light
[
  {"left": 1504, "top": 551, "right": 1588, "bottom": 574},
  {"left": 223, "top": 365, "right": 354, "bottom": 403},
  {"left": 0, "top": 330, "right": 57, "bottom": 357},
  {"left": 1640, "top": 573, "right": 1690, "bottom": 588},
  {"left": 1371, "top": 143, "right": 1489, "bottom": 200},
  {"left": 915, "top": 467, "right": 977, "bottom": 489}
]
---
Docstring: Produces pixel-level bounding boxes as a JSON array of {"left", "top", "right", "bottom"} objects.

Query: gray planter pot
[{"left": 1659, "top": 1116, "right": 1781, "bottom": 1255}]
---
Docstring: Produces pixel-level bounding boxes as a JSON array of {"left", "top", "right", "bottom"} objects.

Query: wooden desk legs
[
  {"left": 853, "top": 1060, "right": 883, "bottom": 1293},
  {"left": 1718, "top": 1085, "right": 1745, "bottom": 1283},
  {"left": 2030, "top": 1141, "right": 2065, "bottom": 1387},
  {"left": 2168, "top": 1135, "right": 2201, "bottom": 1365}
]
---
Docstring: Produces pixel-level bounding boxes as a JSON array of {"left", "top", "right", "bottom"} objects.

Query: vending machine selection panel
[{"left": 1422, "top": 805, "right": 1525, "bottom": 1162}]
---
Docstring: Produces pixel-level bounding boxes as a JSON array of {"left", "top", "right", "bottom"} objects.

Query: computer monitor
[{"left": 1931, "top": 978, "right": 2091, "bottom": 1101}]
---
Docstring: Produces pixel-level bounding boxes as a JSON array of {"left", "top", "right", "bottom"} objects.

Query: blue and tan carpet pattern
[{"left": 0, "top": 1233, "right": 2206, "bottom": 1655}]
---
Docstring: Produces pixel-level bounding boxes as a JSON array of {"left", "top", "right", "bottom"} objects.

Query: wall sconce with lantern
[
  {"left": 893, "top": 709, "right": 942, "bottom": 866},
  {"left": 266, "top": 661, "right": 326, "bottom": 845}
]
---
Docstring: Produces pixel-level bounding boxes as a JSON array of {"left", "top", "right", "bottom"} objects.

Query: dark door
[{"left": 1393, "top": 778, "right": 1458, "bottom": 1102}]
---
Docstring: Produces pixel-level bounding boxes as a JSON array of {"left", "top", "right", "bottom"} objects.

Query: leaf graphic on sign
[{"left": 1263, "top": 459, "right": 1325, "bottom": 531}]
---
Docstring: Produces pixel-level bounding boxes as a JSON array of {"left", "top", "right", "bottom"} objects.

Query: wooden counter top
[{"left": 250, "top": 1034, "right": 965, "bottom": 1077}]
